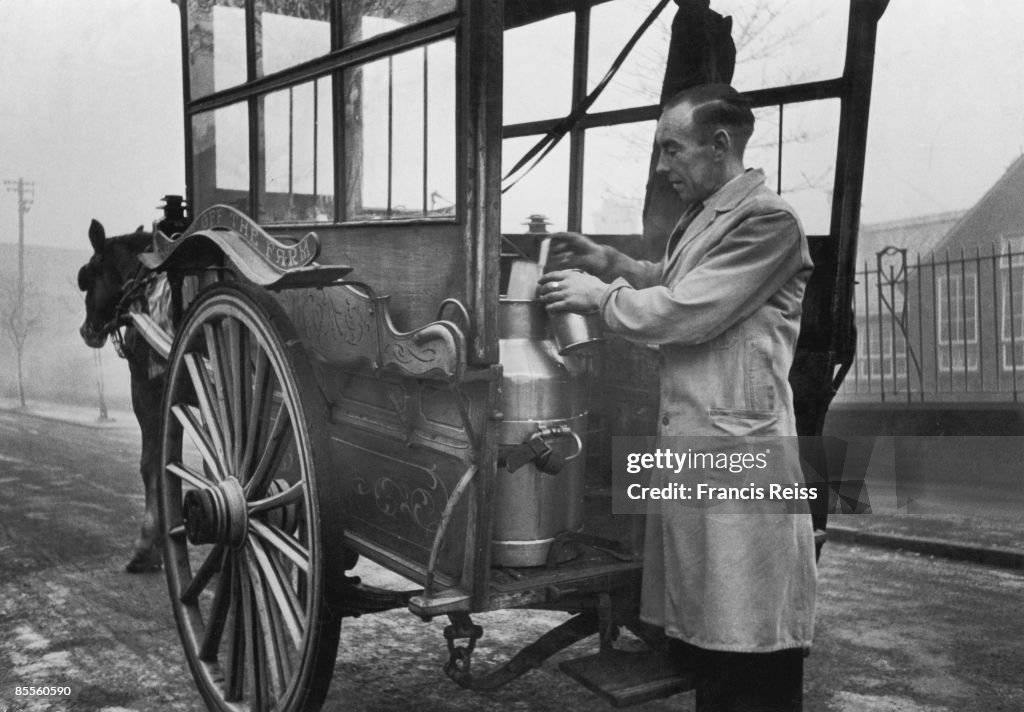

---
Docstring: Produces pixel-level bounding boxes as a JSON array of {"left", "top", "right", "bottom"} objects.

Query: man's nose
[{"left": 655, "top": 152, "right": 669, "bottom": 175}]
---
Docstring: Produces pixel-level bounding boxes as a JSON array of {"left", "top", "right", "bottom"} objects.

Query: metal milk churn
[{"left": 493, "top": 298, "right": 588, "bottom": 567}]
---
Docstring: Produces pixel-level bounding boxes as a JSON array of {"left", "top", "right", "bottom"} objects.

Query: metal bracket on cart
[
  {"left": 442, "top": 611, "right": 599, "bottom": 691},
  {"left": 408, "top": 465, "right": 478, "bottom": 619}
]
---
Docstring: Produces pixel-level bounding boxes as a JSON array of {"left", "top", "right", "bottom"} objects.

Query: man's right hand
[{"left": 546, "top": 232, "right": 612, "bottom": 276}]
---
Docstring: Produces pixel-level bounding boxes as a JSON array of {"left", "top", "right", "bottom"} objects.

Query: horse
[{"left": 77, "top": 219, "right": 165, "bottom": 573}]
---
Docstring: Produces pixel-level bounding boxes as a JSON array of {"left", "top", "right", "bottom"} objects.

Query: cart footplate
[{"left": 560, "top": 649, "right": 694, "bottom": 708}]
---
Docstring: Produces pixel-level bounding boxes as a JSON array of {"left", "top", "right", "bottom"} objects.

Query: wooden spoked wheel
[{"left": 160, "top": 283, "right": 343, "bottom": 712}]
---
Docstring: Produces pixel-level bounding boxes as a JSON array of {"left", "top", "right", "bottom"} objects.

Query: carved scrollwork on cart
[
  {"left": 380, "top": 322, "right": 462, "bottom": 380},
  {"left": 353, "top": 470, "right": 445, "bottom": 535}
]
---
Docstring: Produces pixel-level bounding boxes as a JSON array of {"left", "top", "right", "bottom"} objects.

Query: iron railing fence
[{"left": 837, "top": 243, "right": 1024, "bottom": 402}]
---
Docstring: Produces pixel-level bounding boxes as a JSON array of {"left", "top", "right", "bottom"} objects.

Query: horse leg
[{"left": 126, "top": 375, "right": 165, "bottom": 573}]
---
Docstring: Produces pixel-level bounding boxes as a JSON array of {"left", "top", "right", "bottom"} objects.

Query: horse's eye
[{"left": 77, "top": 264, "right": 92, "bottom": 291}]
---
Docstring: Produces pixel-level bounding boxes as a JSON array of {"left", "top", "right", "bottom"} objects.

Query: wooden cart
[{"left": 136, "top": 1, "right": 889, "bottom": 709}]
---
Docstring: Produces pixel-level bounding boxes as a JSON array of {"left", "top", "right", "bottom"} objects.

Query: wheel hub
[{"left": 183, "top": 477, "right": 248, "bottom": 548}]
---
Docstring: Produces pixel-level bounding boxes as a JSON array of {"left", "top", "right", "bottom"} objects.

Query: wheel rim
[{"left": 161, "top": 287, "right": 337, "bottom": 712}]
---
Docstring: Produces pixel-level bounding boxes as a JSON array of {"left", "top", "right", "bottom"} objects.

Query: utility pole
[
  {"left": 94, "top": 349, "right": 109, "bottom": 421},
  {"left": 4, "top": 178, "right": 34, "bottom": 407}
]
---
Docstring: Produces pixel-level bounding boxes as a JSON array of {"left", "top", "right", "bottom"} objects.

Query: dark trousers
[{"left": 669, "top": 640, "right": 804, "bottom": 712}]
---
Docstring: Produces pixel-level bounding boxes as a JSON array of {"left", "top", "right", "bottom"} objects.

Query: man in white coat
[{"left": 539, "top": 83, "right": 816, "bottom": 711}]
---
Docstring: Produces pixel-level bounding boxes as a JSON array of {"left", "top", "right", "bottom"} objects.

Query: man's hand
[
  {"left": 538, "top": 269, "right": 607, "bottom": 313},
  {"left": 546, "top": 232, "right": 611, "bottom": 275}
]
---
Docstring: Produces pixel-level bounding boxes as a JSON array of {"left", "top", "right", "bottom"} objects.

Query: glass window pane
[
  {"left": 192, "top": 103, "right": 250, "bottom": 213},
  {"left": 743, "top": 100, "right": 839, "bottom": 235},
  {"left": 778, "top": 100, "right": 840, "bottom": 236},
  {"left": 390, "top": 49, "right": 426, "bottom": 214},
  {"left": 344, "top": 57, "right": 389, "bottom": 218},
  {"left": 259, "top": 78, "right": 335, "bottom": 223},
  {"left": 587, "top": 1, "right": 674, "bottom": 114},
  {"left": 426, "top": 40, "right": 457, "bottom": 217},
  {"left": 744, "top": 105, "right": 781, "bottom": 195},
  {"left": 503, "top": 13, "right": 574, "bottom": 126},
  {"left": 585, "top": 0, "right": 849, "bottom": 101},
  {"left": 188, "top": 0, "right": 247, "bottom": 99},
  {"left": 501, "top": 136, "right": 569, "bottom": 234},
  {"left": 343, "top": 39, "right": 456, "bottom": 221},
  {"left": 581, "top": 123, "right": 656, "bottom": 235},
  {"left": 257, "top": 0, "right": 331, "bottom": 77},
  {"left": 712, "top": 0, "right": 850, "bottom": 92},
  {"left": 342, "top": 0, "right": 456, "bottom": 45}
]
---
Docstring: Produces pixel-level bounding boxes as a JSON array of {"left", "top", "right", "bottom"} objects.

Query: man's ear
[{"left": 710, "top": 128, "right": 732, "bottom": 159}]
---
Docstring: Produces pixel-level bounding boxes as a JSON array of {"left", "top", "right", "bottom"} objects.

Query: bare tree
[
  {"left": 0, "top": 281, "right": 40, "bottom": 407},
  {"left": 610, "top": 0, "right": 826, "bottom": 104}
]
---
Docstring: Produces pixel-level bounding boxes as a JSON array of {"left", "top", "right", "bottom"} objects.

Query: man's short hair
[{"left": 663, "top": 83, "right": 755, "bottom": 152}]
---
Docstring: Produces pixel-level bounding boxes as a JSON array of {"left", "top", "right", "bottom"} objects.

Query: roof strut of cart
[{"left": 501, "top": 0, "right": 671, "bottom": 193}]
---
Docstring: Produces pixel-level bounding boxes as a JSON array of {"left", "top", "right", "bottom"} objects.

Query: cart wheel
[{"left": 160, "top": 283, "right": 343, "bottom": 712}]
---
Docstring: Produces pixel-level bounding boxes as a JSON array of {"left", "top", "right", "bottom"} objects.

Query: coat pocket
[{"left": 707, "top": 408, "right": 780, "bottom": 436}]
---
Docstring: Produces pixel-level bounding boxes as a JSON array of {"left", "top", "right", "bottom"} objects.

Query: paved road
[{"left": 1, "top": 411, "right": 1022, "bottom": 712}]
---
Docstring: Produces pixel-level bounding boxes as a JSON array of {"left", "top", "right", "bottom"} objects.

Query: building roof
[
  {"left": 857, "top": 210, "right": 966, "bottom": 266},
  {"left": 930, "top": 153, "right": 1024, "bottom": 256}
]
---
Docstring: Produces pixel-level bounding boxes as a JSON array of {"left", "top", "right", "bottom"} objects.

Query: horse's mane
[
  {"left": 100, "top": 231, "right": 155, "bottom": 283},
  {"left": 112, "top": 230, "right": 154, "bottom": 255}
]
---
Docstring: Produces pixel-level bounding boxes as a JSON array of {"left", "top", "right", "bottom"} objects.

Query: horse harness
[{"left": 108, "top": 261, "right": 160, "bottom": 361}]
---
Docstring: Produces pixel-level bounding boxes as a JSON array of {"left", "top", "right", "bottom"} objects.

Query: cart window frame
[
  {"left": 180, "top": 0, "right": 461, "bottom": 227},
  {"left": 501, "top": 1, "right": 859, "bottom": 240}
]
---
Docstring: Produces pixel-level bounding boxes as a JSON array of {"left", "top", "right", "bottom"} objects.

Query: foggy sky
[{"left": 1, "top": 0, "right": 1023, "bottom": 253}]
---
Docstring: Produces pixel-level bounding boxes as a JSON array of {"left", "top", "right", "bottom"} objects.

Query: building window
[
  {"left": 936, "top": 271, "right": 979, "bottom": 372},
  {"left": 857, "top": 315, "right": 909, "bottom": 382},
  {"left": 1000, "top": 235, "right": 1024, "bottom": 371}
]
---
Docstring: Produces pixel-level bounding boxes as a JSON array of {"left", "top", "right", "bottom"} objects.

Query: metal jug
[{"left": 493, "top": 299, "right": 588, "bottom": 567}]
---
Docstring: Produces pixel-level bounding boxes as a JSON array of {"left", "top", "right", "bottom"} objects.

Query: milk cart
[{"left": 135, "top": 1, "right": 888, "bottom": 709}]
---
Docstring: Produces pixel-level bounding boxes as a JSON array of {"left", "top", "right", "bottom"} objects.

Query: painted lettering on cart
[{"left": 186, "top": 205, "right": 317, "bottom": 271}]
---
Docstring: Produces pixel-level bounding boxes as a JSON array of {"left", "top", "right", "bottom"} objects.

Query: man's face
[{"left": 654, "top": 102, "right": 720, "bottom": 205}]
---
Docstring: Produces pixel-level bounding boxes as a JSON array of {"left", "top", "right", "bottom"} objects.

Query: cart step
[{"left": 560, "top": 649, "right": 694, "bottom": 708}]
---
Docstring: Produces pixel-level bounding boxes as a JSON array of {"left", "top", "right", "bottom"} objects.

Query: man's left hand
[{"left": 538, "top": 269, "right": 606, "bottom": 313}]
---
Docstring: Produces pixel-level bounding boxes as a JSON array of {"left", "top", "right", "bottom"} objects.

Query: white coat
[{"left": 598, "top": 168, "right": 817, "bottom": 652}]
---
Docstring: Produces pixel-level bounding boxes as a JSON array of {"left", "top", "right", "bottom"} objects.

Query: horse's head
[{"left": 77, "top": 219, "right": 150, "bottom": 348}]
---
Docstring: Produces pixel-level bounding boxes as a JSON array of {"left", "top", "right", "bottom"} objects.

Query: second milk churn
[{"left": 493, "top": 298, "right": 588, "bottom": 567}]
